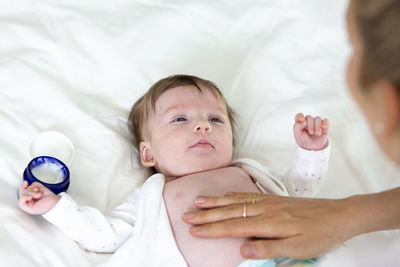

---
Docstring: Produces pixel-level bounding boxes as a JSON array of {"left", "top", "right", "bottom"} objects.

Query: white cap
[{"left": 30, "top": 131, "right": 75, "bottom": 167}]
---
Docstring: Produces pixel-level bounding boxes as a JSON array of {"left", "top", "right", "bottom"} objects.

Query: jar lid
[{"left": 30, "top": 131, "right": 74, "bottom": 167}]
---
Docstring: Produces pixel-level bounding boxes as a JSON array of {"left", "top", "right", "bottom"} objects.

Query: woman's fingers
[
  {"left": 242, "top": 239, "right": 290, "bottom": 259},
  {"left": 189, "top": 216, "right": 270, "bottom": 238},
  {"left": 241, "top": 238, "right": 308, "bottom": 259},
  {"left": 193, "top": 194, "right": 248, "bottom": 208},
  {"left": 186, "top": 193, "right": 291, "bottom": 224},
  {"left": 188, "top": 212, "right": 298, "bottom": 239},
  {"left": 194, "top": 192, "right": 264, "bottom": 208},
  {"left": 189, "top": 218, "right": 254, "bottom": 238},
  {"left": 194, "top": 192, "right": 279, "bottom": 209},
  {"left": 184, "top": 202, "right": 259, "bottom": 224}
]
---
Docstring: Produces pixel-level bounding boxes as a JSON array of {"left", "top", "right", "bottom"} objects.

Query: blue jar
[
  {"left": 23, "top": 156, "right": 70, "bottom": 195},
  {"left": 23, "top": 131, "right": 74, "bottom": 195}
]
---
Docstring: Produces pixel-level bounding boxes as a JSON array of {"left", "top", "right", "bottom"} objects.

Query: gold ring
[
  {"left": 251, "top": 195, "right": 256, "bottom": 205},
  {"left": 242, "top": 203, "right": 247, "bottom": 218}
]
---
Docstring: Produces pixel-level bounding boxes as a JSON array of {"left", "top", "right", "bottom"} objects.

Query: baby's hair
[
  {"left": 128, "top": 74, "right": 236, "bottom": 151},
  {"left": 355, "top": 0, "right": 400, "bottom": 92}
]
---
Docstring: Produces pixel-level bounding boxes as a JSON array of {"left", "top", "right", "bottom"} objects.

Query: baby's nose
[{"left": 193, "top": 120, "right": 212, "bottom": 133}]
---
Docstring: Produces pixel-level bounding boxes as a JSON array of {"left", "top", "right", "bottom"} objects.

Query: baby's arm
[
  {"left": 282, "top": 113, "right": 331, "bottom": 197},
  {"left": 18, "top": 182, "right": 137, "bottom": 252}
]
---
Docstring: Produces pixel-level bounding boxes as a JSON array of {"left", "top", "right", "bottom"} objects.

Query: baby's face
[{"left": 140, "top": 85, "right": 233, "bottom": 177}]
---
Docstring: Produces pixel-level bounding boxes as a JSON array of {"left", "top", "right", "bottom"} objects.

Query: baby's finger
[
  {"left": 24, "top": 186, "right": 43, "bottom": 199},
  {"left": 294, "top": 114, "right": 307, "bottom": 135},
  {"left": 314, "top": 116, "right": 322, "bottom": 136},
  {"left": 18, "top": 192, "right": 33, "bottom": 207},
  {"left": 18, "top": 181, "right": 29, "bottom": 197},
  {"left": 322, "top": 119, "right": 329, "bottom": 134},
  {"left": 293, "top": 120, "right": 307, "bottom": 133},
  {"left": 21, "top": 180, "right": 28, "bottom": 190},
  {"left": 19, "top": 192, "right": 32, "bottom": 201},
  {"left": 25, "top": 185, "right": 39, "bottom": 193},
  {"left": 295, "top": 113, "right": 305, "bottom": 123},
  {"left": 305, "top": 115, "right": 314, "bottom": 135}
]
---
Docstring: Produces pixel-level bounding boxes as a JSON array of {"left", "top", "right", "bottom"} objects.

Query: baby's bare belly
[{"left": 163, "top": 167, "right": 260, "bottom": 267}]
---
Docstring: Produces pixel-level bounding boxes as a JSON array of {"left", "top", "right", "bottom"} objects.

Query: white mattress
[{"left": 1, "top": 0, "right": 399, "bottom": 266}]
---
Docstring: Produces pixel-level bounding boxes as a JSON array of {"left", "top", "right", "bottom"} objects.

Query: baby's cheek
[
  {"left": 218, "top": 141, "right": 233, "bottom": 162},
  {"left": 158, "top": 145, "right": 187, "bottom": 174}
]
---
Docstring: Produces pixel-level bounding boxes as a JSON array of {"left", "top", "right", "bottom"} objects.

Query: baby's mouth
[{"left": 190, "top": 139, "right": 214, "bottom": 149}]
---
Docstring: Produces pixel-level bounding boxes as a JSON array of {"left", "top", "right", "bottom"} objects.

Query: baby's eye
[
  {"left": 209, "top": 117, "right": 223, "bottom": 123},
  {"left": 172, "top": 117, "right": 187, "bottom": 122}
]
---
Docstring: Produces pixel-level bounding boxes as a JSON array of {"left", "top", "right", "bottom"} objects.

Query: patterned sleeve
[
  {"left": 281, "top": 141, "right": 331, "bottom": 197},
  {"left": 42, "top": 190, "right": 139, "bottom": 253}
]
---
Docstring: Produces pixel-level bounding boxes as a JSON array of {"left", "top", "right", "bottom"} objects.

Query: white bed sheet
[{"left": 1, "top": 0, "right": 399, "bottom": 266}]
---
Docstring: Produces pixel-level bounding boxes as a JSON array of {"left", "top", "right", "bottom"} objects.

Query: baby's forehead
[{"left": 153, "top": 85, "right": 227, "bottom": 114}]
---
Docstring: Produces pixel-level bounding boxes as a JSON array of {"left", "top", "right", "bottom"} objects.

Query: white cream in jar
[{"left": 31, "top": 161, "right": 65, "bottom": 184}]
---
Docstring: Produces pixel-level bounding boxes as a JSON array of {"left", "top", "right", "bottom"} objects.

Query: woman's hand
[{"left": 182, "top": 192, "right": 357, "bottom": 259}]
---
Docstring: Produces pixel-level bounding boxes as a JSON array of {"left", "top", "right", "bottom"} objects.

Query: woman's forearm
[{"left": 344, "top": 187, "right": 400, "bottom": 238}]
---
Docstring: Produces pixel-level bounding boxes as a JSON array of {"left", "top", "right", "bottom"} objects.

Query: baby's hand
[
  {"left": 293, "top": 113, "right": 329, "bottom": 151},
  {"left": 18, "top": 181, "right": 60, "bottom": 215}
]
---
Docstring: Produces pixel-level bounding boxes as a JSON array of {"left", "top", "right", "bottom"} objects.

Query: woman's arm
[{"left": 182, "top": 187, "right": 400, "bottom": 259}]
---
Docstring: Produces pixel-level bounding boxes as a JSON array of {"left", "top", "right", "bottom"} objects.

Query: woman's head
[
  {"left": 353, "top": 0, "right": 400, "bottom": 89},
  {"left": 347, "top": 0, "right": 400, "bottom": 164}
]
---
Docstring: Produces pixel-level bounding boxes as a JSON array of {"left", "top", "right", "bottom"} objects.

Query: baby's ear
[{"left": 139, "top": 142, "right": 156, "bottom": 168}]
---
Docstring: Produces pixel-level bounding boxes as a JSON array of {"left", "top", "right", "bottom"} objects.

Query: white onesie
[{"left": 43, "top": 143, "right": 331, "bottom": 266}]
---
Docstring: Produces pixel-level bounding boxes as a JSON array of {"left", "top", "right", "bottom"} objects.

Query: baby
[{"left": 18, "top": 75, "right": 330, "bottom": 267}]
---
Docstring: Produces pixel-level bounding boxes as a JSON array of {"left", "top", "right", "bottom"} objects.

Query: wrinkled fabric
[{"left": 1, "top": 0, "right": 399, "bottom": 266}]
